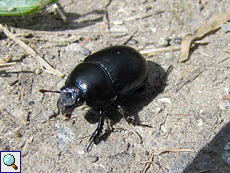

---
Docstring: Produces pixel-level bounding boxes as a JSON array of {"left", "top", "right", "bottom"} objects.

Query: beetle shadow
[
  {"left": 0, "top": 9, "right": 104, "bottom": 32},
  {"left": 184, "top": 122, "right": 230, "bottom": 172},
  {"left": 84, "top": 61, "right": 170, "bottom": 143}
]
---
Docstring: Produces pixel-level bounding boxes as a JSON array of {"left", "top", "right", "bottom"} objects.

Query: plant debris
[
  {"left": 181, "top": 10, "right": 230, "bottom": 62},
  {"left": 141, "top": 148, "right": 193, "bottom": 173},
  {"left": 0, "top": 24, "right": 64, "bottom": 77}
]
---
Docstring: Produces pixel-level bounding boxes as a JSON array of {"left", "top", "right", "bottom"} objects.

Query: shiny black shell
[{"left": 66, "top": 45, "right": 148, "bottom": 107}]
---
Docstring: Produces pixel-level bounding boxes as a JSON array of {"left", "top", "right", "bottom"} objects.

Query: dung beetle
[{"left": 40, "top": 45, "right": 172, "bottom": 151}]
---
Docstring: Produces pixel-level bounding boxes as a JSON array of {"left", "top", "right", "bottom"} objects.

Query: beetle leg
[
  {"left": 152, "top": 65, "right": 173, "bottom": 88},
  {"left": 89, "top": 116, "right": 104, "bottom": 143},
  {"left": 87, "top": 115, "right": 104, "bottom": 151},
  {"left": 118, "top": 105, "right": 152, "bottom": 128},
  {"left": 146, "top": 65, "right": 173, "bottom": 91}
]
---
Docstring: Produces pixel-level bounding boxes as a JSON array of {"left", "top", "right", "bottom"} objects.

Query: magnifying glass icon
[{"left": 3, "top": 154, "right": 18, "bottom": 170}]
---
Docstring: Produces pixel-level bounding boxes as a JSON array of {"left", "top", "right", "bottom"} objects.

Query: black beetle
[{"left": 40, "top": 45, "right": 172, "bottom": 150}]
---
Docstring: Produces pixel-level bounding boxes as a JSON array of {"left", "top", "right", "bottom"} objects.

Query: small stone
[
  {"left": 28, "top": 101, "right": 35, "bottom": 106},
  {"left": 151, "top": 28, "right": 157, "bottom": 33},
  {"left": 173, "top": 37, "right": 182, "bottom": 44},
  {"left": 56, "top": 125, "right": 75, "bottom": 149},
  {"left": 77, "top": 150, "right": 84, "bottom": 155},
  {"left": 34, "top": 68, "right": 42, "bottom": 75},
  {"left": 154, "top": 107, "right": 162, "bottom": 113},
  {"left": 218, "top": 102, "right": 230, "bottom": 110},
  {"left": 158, "top": 37, "right": 168, "bottom": 46},
  {"left": 224, "top": 87, "right": 230, "bottom": 94},
  {"left": 88, "top": 155, "right": 99, "bottom": 163},
  {"left": 112, "top": 20, "right": 124, "bottom": 25},
  {"left": 222, "top": 23, "right": 230, "bottom": 33},
  {"left": 80, "top": 48, "right": 91, "bottom": 56},
  {"left": 197, "top": 119, "right": 203, "bottom": 126},
  {"left": 127, "top": 39, "right": 139, "bottom": 45},
  {"left": 158, "top": 98, "right": 172, "bottom": 104},
  {"left": 66, "top": 43, "right": 82, "bottom": 52}
]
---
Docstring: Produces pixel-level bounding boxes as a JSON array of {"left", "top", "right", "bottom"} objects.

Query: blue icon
[{"left": 3, "top": 154, "right": 18, "bottom": 170}]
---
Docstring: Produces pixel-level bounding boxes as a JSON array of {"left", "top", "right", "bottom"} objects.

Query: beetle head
[
  {"left": 57, "top": 85, "right": 84, "bottom": 118},
  {"left": 39, "top": 85, "right": 84, "bottom": 119}
]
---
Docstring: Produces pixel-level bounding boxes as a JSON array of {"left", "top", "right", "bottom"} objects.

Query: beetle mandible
[{"left": 40, "top": 45, "right": 172, "bottom": 150}]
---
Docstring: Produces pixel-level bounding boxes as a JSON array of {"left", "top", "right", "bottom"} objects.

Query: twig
[
  {"left": 113, "top": 124, "right": 143, "bottom": 144},
  {"left": 0, "top": 62, "right": 17, "bottom": 68},
  {"left": 0, "top": 24, "right": 65, "bottom": 78},
  {"left": 140, "top": 45, "right": 181, "bottom": 56},
  {"left": 9, "top": 27, "right": 127, "bottom": 35},
  {"left": 103, "top": 0, "right": 112, "bottom": 31},
  {"left": 53, "top": 3, "right": 67, "bottom": 23},
  {"left": 141, "top": 148, "right": 193, "bottom": 173}
]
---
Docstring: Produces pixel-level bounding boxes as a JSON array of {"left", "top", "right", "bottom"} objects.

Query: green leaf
[{"left": 0, "top": 0, "right": 58, "bottom": 16}]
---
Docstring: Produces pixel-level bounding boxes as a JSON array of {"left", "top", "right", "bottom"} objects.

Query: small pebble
[
  {"left": 127, "top": 39, "right": 139, "bottom": 45},
  {"left": 17, "top": 132, "right": 22, "bottom": 138},
  {"left": 56, "top": 125, "right": 75, "bottom": 149},
  {"left": 80, "top": 48, "right": 91, "bottom": 56},
  {"left": 224, "top": 87, "right": 230, "bottom": 94},
  {"left": 151, "top": 28, "right": 157, "bottom": 33},
  {"left": 158, "top": 98, "right": 172, "bottom": 104},
  {"left": 112, "top": 20, "right": 124, "bottom": 25},
  {"left": 158, "top": 37, "right": 168, "bottom": 46},
  {"left": 173, "top": 37, "right": 182, "bottom": 44},
  {"left": 34, "top": 68, "right": 42, "bottom": 75},
  {"left": 88, "top": 155, "right": 99, "bottom": 163},
  {"left": 197, "top": 119, "right": 203, "bottom": 126},
  {"left": 222, "top": 95, "right": 230, "bottom": 100},
  {"left": 199, "top": 4, "right": 204, "bottom": 11},
  {"left": 145, "top": 6, "right": 152, "bottom": 13},
  {"left": 28, "top": 101, "right": 35, "bottom": 106},
  {"left": 218, "top": 102, "right": 230, "bottom": 110},
  {"left": 66, "top": 43, "right": 82, "bottom": 52},
  {"left": 154, "top": 107, "right": 162, "bottom": 113},
  {"left": 25, "top": 33, "right": 34, "bottom": 38},
  {"left": 77, "top": 150, "right": 85, "bottom": 155},
  {"left": 222, "top": 23, "right": 230, "bottom": 33},
  {"left": 199, "top": 0, "right": 208, "bottom": 5}
]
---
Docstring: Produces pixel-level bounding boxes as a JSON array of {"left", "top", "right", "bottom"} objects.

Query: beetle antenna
[{"left": 39, "top": 89, "right": 61, "bottom": 94}]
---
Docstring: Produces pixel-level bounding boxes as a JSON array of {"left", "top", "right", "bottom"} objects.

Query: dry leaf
[
  {"left": 181, "top": 34, "right": 194, "bottom": 61},
  {"left": 181, "top": 10, "right": 230, "bottom": 61}
]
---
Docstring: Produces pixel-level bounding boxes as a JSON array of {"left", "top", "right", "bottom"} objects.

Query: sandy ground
[{"left": 1, "top": 0, "right": 230, "bottom": 172}]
